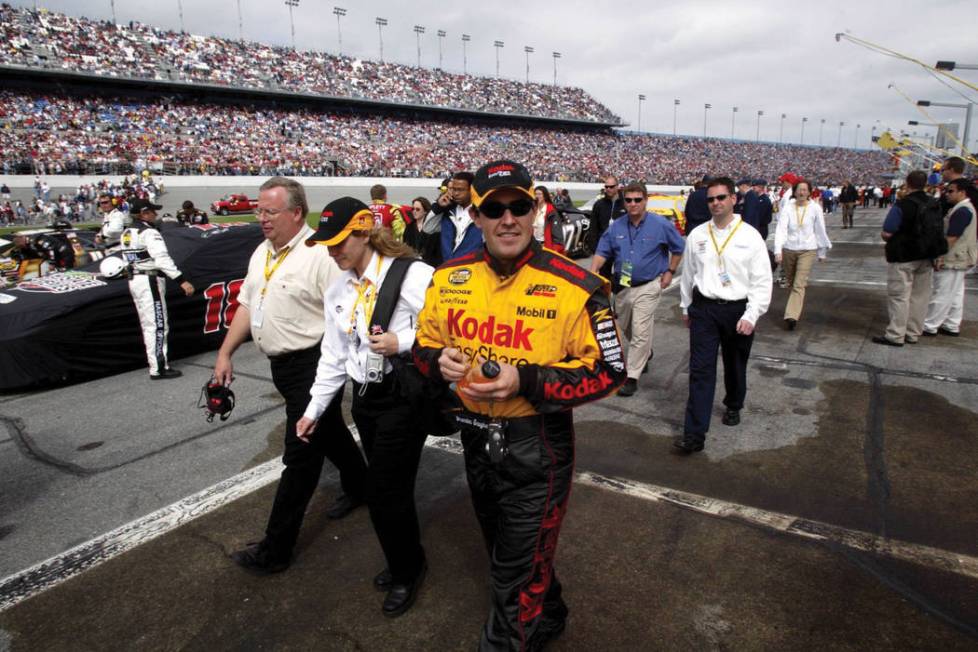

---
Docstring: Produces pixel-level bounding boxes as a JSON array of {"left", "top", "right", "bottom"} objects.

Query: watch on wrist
[{"left": 667, "top": 268, "right": 677, "bottom": 274}]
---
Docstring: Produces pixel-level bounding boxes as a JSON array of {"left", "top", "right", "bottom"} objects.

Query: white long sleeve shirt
[
  {"left": 680, "top": 216, "right": 773, "bottom": 326},
  {"left": 303, "top": 252, "right": 433, "bottom": 421},
  {"left": 774, "top": 200, "right": 832, "bottom": 258}
]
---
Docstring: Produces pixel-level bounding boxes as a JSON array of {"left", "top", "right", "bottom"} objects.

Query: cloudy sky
[{"left": 11, "top": 0, "right": 978, "bottom": 152}]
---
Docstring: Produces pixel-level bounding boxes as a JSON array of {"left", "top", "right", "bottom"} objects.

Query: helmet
[
  {"left": 99, "top": 256, "right": 128, "bottom": 278},
  {"left": 198, "top": 379, "right": 235, "bottom": 422}
]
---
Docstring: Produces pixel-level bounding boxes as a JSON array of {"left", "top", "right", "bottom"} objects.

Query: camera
[{"left": 365, "top": 351, "right": 385, "bottom": 383}]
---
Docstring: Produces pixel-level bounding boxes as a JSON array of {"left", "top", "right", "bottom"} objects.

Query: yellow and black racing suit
[{"left": 413, "top": 240, "right": 625, "bottom": 651}]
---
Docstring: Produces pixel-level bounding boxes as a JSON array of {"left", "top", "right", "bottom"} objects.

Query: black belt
[
  {"left": 693, "top": 288, "right": 747, "bottom": 305},
  {"left": 456, "top": 410, "right": 572, "bottom": 442}
]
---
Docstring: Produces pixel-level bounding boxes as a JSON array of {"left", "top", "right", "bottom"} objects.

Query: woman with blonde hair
[{"left": 298, "top": 197, "right": 434, "bottom": 617}]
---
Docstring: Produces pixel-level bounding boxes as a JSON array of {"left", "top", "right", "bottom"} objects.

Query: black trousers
[
  {"left": 351, "top": 376, "right": 428, "bottom": 585},
  {"left": 265, "top": 345, "right": 367, "bottom": 558},
  {"left": 459, "top": 411, "right": 573, "bottom": 652},
  {"left": 683, "top": 294, "right": 754, "bottom": 443}
]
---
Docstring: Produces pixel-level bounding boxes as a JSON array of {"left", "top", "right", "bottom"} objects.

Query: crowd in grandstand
[
  {"left": 0, "top": 174, "right": 161, "bottom": 225},
  {"left": 0, "top": 3, "right": 618, "bottom": 123},
  {"left": 0, "top": 90, "right": 892, "bottom": 184}
]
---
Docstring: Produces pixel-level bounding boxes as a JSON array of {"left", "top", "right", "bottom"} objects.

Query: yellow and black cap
[
  {"left": 470, "top": 160, "right": 535, "bottom": 208},
  {"left": 306, "top": 196, "right": 374, "bottom": 247}
]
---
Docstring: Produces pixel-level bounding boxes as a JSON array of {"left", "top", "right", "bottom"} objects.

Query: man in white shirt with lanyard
[
  {"left": 212, "top": 177, "right": 367, "bottom": 574},
  {"left": 677, "top": 177, "right": 772, "bottom": 454}
]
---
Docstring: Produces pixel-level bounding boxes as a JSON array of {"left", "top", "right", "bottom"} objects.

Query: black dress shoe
[
  {"left": 721, "top": 409, "right": 740, "bottom": 426},
  {"left": 382, "top": 562, "right": 427, "bottom": 618},
  {"left": 373, "top": 568, "right": 392, "bottom": 592},
  {"left": 231, "top": 542, "right": 290, "bottom": 575},
  {"left": 672, "top": 437, "right": 704, "bottom": 454},
  {"left": 871, "top": 336, "right": 903, "bottom": 347},
  {"left": 617, "top": 378, "right": 638, "bottom": 397},
  {"left": 938, "top": 327, "right": 960, "bottom": 337},
  {"left": 784, "top": 318, "right": 797, "bottom": 331},
  {"left": 150, "top": 368, "right": 182, "bottom": 380},
  {"left": 325, "top": 493, "right": 363, "bottom": 520},
  {"left": 921, "top": 330, "right": 938, "bottom": 337}
]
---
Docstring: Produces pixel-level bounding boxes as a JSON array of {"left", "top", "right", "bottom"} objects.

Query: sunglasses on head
[
  {"left": 623, "top": 196, "right": 645, "bottom": 204},
  {"left": 479, "top": 198, "right": 534, "bottom": 219},
  {"left": 706, "top": 194, "right": 730, "bottom": 203}
]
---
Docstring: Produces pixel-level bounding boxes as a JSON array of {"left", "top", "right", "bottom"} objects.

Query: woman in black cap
[{"left": 296, "top": 197, "right": 434, "bottom": 618}]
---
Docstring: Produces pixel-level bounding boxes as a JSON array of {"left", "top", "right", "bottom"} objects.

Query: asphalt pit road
[
  {"left": 783, "top": 378, "right": 817, "bottom": 390},
  {"left": 756, "top": 364, "right": 789, "bottom": 378},
  {"left": 793, "top": 408, "right": 812, "bottom": 416},
  {"left": 75, "top": 441, "right": 104, "bottom": 452},
  {"left": 0, "top": 524, "right": 14, "bottom": 541},
  {"left": 242, "top": 421, "right": 286, "bottom": 470}
]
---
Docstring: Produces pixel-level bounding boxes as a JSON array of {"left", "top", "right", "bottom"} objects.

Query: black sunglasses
[
  {"left": 604, "top": 184, "right": 618, "bottom": 189},
  {"left": 479, "top": 198, "right": 534, "bottom": 219},
  {"left": 706, "top": 194, "right": 730, "bottom": 203},
  {"left": 623, "top": 197, "right": 645, "bottom": 204}
]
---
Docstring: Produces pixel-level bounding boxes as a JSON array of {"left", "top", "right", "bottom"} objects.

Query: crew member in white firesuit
[
  {"left": 119, "top": 198, "right": 195, "bottom": 379},
  {"left": 98, "top": 192, "right": 131, "bottom": 246}
]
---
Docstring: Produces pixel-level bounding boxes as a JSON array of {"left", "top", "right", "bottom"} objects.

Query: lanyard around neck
[
  {"left": 707, "top": 218, "right": 742, "bottom": 260},
  {"left": 795, "top": 203, "right": 808, "bottom": 227},
  {"left": 261, "top": 246, "right": 291, "bottom": 297},
  {"left": 348, "top": 255, "right": 384, "bottom": 334}
]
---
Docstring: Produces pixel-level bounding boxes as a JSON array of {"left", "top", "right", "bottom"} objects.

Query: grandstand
[{"left": 0, "top": 4, "right": 893, "bottom": 184}]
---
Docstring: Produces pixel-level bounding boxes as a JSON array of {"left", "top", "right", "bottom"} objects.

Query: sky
[{"left": 10, "top": 0, "right": 978, "bottom": 152}]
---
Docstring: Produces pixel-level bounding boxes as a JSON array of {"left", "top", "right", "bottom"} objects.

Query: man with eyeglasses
[
  {"left": 677, "top": 177, "right": 772, "bottom": 454},
  {"left": 414, "top": 159, "right": 625, "bottom": 650},
  {"left": 97, "top": 192, "right": 130, "bottom": 246},
  {"left": 212, "top": 176, "right": 367, "bottom": 574},
  {"left": 586, "top": 175, "right": 626, "bottom": 271},
  {"left": 590, "top": 182, "right": 685, "bottom": 396},
  {"left": 421, "top": 170, "right": 482, "bottom": 264}
]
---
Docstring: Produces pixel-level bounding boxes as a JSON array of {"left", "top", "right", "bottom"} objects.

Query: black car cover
[{"left": 0, "top": 222, "right": 264, "bottom": 390}]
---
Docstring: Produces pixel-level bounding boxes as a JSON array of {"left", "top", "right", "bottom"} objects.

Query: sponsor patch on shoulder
[{"left": 448, "top": 269, "right": 472, "bottom": 285}]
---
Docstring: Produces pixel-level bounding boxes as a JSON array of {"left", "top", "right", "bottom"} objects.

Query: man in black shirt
[{"left": 586, "top": 175, "right": 626, "bottom": 277}]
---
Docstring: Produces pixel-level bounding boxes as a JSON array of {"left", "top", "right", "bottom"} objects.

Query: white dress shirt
[
  {"left": 680, "top": 216, "right": 773, "bottom": 326},
  {"left": 774, "top": 199, "right": 832, "bottom": 258},
  {"left": 303, "top": 252, "right": 434, "bottom": 421}
]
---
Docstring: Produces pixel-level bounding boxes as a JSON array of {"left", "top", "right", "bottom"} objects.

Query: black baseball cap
[
  {"left": 471, "top": 160, "right": 535, "bottom": 208},
  {"left": 129, "top": 198, "right": 163, "bottom": 215},
  {"left": 736, "top": 178, "right": 751, "bottom": 186},
  {"left": 752, "top": 178, "right": 768, "bottom": 186},
  {"left": 305, "top": 196, "right": 374, "bottom": 247}
]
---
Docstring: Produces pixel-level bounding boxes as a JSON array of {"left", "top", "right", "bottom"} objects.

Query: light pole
[
  {"left": 110, "top": 0, "right": 117, "bottom": 24},
  {"left": 703, "top": 103, "right": 711, "bottom": 137},
  {"left": 494, "top": 40, "right": 504, "bottom": 78},
  {"left": 177, "top": 0, "right": 184, "bottom": 32},
  {"left": 673, "top": 99, "right": 680, "bottom": 136},
  {"left": 819, "top": 118, "right": 826, "bottom": 145},
  {"left": 462, "top": 34, "right": 470, "bottom": 75},
  {"left": 779, "top": 113, "right": 786, "bottom": 144},
  {"left": 524, "top": 46, "right": 534, "bottom": 84},
  {"left": 756, "top": 110, "right": 763, "bottom": 142},
  {"left": 552, "top": 51, "right": 560, "bottom": 86},
  {"left": 838, "top": 121, "right": 844, "bottom": 147},
  {"left": 375, "top": 17, "right": 387, "bottom": 62},
  {"left": 936, "top": 61, "right": 978, "bottom": 71},
  {"left": 731, "top": 106, "right": 738, "bottom": 139},
  {"left": 236, "top": 0, "right": 243, "bottom": 40},
  {"left": 917, "top": 99, "right": 974, "bottom": 157},
  {"left": 909, "top": 120, "right": 953, "bottom": 149},
  {"left": 333, "top": 7, "right": 346, "bottom": 55},
  {"left": 854, "top": 123, "right": 861, "bottom": 149},
  {"left": 637, "top": 94, "right": 646, "bottom": 132},
  {"left": 284, "top": 0, "right": 299, "bottom": 50},
  {"left": 413, "top": 25, "right": 425, "bottom": 68},
  {"left": 801, "top": 117, "right": 808, "bottom": 144},
  {"left": 437, "top": 30, "right": 446, "bottom": 69}
]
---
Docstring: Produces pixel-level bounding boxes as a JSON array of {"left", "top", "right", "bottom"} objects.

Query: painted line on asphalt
[{"left": 4, "top": 426, "right": 978, "bottom": 612}]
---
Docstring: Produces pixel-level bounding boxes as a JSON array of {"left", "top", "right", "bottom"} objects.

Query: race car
[
  {"left": 210, "top": 194, "right": 258, "bottom": 216},
  {"left": 0, "top": 228, "right": 103, "bottom": 287},
  {"left": 0, "top": 222, "right": 263, "bottom": 390}
]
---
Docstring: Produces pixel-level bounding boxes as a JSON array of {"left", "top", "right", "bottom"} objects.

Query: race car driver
[
  {"left": 97, "top": 192, "right": 131, "bottom": 246},
  {"left": 119, "top": 198, "right": 195, "bottom": 379},
  {"left": 176, "top": 200, "right": 210, "bottom": 226},
  {"left": 413, "top": 159, "right": 626, "bottom": 651}
]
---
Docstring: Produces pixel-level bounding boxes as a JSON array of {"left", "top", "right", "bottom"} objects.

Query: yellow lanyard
[
  {"left": 261, "top": 246, "right": 291, "bottom": 297},
  {"left": 795, "top": 203, "right": 808, "bottom": 228},
  {"left": 707, "top": 218, "right": 743, "bottom": 267},
  {"left": 348, "top": 255, "right": 384, "bottom": 334}
]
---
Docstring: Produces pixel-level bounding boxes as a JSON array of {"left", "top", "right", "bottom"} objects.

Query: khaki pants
[
  {"left": 781, "top": 249, "right": 817, "bottom": 321},
  {"left": 884, "top": 260, "right": 934, "bottom": 343},
  {"left": 615, "top": 279, "right": 662, "bottom": 379},
  {"left": 923, "top": 268, "right": 966, "bottom": 334},
  {"left": 841, "top": 202, "right": 855, "bottom": 227}
]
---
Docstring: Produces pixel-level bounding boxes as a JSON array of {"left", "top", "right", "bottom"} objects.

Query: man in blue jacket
[{"left": 683, "top": 174, "right": 713, "bottom": 234}]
